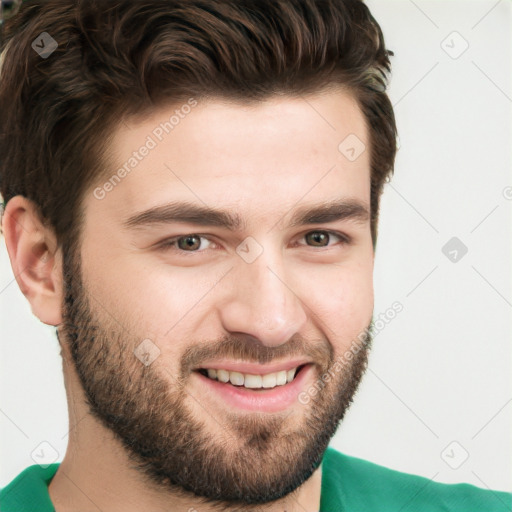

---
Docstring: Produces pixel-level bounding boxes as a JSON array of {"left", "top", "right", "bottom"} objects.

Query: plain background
[{"left": 1, "top": 0, "right": 511, "bottom": 493}]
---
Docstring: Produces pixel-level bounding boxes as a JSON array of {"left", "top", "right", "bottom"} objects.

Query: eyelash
[{"left": 158, "top": 230, "right": 351, "bottom": 255}]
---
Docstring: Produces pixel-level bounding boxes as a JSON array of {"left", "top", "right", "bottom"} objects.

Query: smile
[
  {"left": 197, "top": 365, "right": 307, "bottom": 390},
  {"left": 193, "top": 363, "right": 313, "bottom": 412}
]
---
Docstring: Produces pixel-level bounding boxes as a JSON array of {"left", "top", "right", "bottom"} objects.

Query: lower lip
[{"left": 193, "top": 364, "right": 314, "bottom": 413}]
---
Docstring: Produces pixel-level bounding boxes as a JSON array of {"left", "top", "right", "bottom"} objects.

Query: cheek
[
  {"left": 77, "top": 260, "right": 215, "bottom": 378},
  {"left": 116, "top": 270, "right": 216, "bottom": 336},
  {"left": 81, "top": 225, "right": 212, "bottom": 329},
  {"left": 297, "top": 259, "right": 374, "bottom": 349}
]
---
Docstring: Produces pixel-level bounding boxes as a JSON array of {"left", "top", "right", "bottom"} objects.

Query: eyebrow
[{"left": 123, "top": 198, "right": 370, "bottom": 231}]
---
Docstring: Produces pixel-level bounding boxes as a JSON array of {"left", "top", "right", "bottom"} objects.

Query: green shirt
[{"left": 1, "top": 447, "right": 510, "bottom": 511}]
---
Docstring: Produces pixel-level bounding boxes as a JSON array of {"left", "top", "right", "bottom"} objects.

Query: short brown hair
[{"left": 0, "top": 0, "right": 397, "bottom": 251}]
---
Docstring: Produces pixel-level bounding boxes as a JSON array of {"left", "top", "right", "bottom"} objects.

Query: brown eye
[
  {"left": 305, "top": 231, "right": 331, "bottom": 247},
  {"left": 159, "top": 234, "right": 215, "bottom": 254},
  {"left": 177, "top": 235, "right": 202, "bottom": 251}
]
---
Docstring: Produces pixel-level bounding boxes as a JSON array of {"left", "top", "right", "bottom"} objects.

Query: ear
[{"left": 2, "top": 196, "right": 63, "bottom": 326}]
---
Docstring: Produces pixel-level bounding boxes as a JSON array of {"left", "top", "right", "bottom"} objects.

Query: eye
[
  {"left": 300, "top": 230, "right": 350, "bottom": 248},
  {"left": 157, "top": 230, "right": 350, "bottom": 255},
  {"left": 160, "top": 234, "right": 215, "bottom": 253}
]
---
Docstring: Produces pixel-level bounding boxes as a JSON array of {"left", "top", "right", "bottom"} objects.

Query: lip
[
  {"left": 193, "top": 363, "right": 314, "bottom": 413},
  {"left": 194, "top": 358, "right": 311, "bottom": 375}
]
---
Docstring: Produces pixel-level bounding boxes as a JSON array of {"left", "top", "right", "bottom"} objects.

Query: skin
[{"left": 3, "top": 87, "right": 374, "bottom": 511}]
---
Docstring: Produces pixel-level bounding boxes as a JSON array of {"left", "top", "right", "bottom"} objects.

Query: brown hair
[{"left": 0, "top": 0, "right": 397, "bottom": 252}]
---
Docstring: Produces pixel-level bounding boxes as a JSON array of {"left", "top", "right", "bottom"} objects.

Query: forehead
[{"left": 87, "top": 89, "right": 370, "bottom": 226}]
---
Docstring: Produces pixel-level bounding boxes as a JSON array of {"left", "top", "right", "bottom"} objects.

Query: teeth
[
  {"left": 244, "top": 374, "right": 262, "bottom": 388},
  {"left": 286, "top": 368, "right": 296, "bottom": 383},
  {"left": 276, "top": 370, "right": 287, "bottom": 386},
  {"left": 201, "top": 366, "right": 303, "bottom": 389},
  {"left": 229, "top": 371, "right": 244, "bottom": 386},
  {"left": 262, "top": 373, "right": 277, "bottom": 388},
  {"left": 217, "top": 369, "right": 230, "bottom": 383}
]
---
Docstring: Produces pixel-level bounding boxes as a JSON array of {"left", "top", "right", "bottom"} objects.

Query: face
[{"left": 60, "top": 88, "right": 375, "bottom": 505}]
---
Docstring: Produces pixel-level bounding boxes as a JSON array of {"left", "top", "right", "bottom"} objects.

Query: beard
[{"left": 59, "top": 248, "right": 372, "bottom": 509}]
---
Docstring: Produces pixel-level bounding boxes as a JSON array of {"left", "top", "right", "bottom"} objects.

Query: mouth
[
  {"left": 196, "top": 364, "right": 308, "bottom": 391},
  {"left": 192, "top": 362, "right": 314, "bottom": 413}
]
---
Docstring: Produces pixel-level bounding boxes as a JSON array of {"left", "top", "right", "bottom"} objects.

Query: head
[{"left": 1, "top": 0, "right": 397, "bottom": 506}]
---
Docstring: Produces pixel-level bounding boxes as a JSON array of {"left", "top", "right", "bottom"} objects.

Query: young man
[{"left": 0, "top": 1, "right": 510, "bottom": 511}]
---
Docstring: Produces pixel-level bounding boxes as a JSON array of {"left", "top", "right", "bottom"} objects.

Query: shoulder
[
  {"left": 0, "top": 464, "right": 59, "bottom": 512},
  {"left": 320, "top": 447, "right": 511, "bottom": 512}
]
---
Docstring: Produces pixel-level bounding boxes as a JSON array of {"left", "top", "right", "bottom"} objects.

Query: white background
[{"left": 1, "top": 0, "right": 511, "bottom": 494}]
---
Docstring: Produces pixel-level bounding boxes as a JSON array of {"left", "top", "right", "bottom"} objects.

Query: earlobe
[{"left": 2, "top": 196, "right": 63, "bottom": 326}]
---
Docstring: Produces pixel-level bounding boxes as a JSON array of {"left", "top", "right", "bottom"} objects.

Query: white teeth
[
  {"left": 229, "top": 371, "right": 244, "bottom": 386},
  {"left": 201, "top": 366, "right": 303, "bottom": 389},
  {"left": 276, "top": 370, "right": 287, "bottom": 386},
  {"left": 262, "top": 373, "right": 277, "bottom": 388},
  {"left": 217, "top": 369, "right": 230, "bottom": 383},
  {"left": 244, "top": 374, "right": 263, "bottom": 388}
]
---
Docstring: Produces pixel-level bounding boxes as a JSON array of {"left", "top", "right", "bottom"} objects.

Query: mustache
[{"left": 180, "top": 334, "right": 333, "bottom": 376}]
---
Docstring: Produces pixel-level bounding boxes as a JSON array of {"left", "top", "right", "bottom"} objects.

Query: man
[{"left": 0, "top": 0, "right": 510, "bottom": 510}]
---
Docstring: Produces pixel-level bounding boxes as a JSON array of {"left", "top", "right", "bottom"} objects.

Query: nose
[{"left": 219, "top": 253, "right": 308, "bottom": 348}]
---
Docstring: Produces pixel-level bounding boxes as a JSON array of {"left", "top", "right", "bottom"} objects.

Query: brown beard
[{"left": 59, "top": 248, "right": 372, "bottom": 509}]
